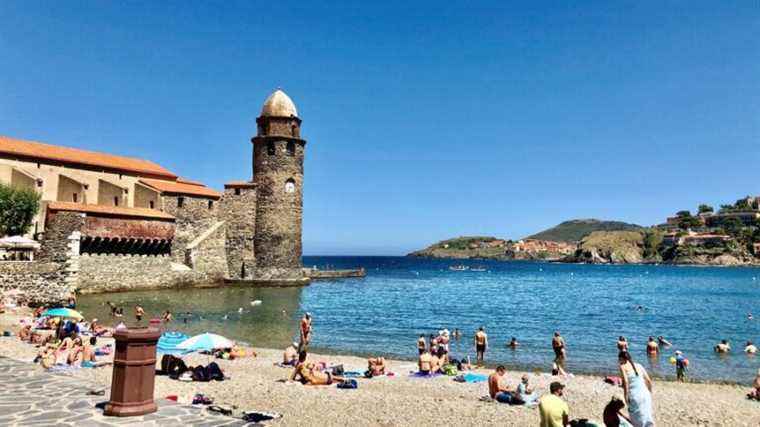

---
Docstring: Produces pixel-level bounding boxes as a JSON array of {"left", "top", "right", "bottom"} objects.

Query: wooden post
[{"left": 104, "top": 328, "right": 161, "bottom": 417}]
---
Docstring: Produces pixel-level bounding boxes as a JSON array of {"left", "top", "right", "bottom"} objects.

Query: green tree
[
  {"left": 698, "top": 204, "right": 714, "bottom": 214},
  {"left": 675, "top": 210, "right": 691, "bottom": 218},
  {"left": 0, "top": 183, "right": 40, "bottom": 236},
  {"left": 722, "top": 217, "right": 744, "bottom": 238},
  {"left": 643, "top": 229, "right": 664, "bottom": 258},
  {"left": 678, "top": 216, "right": 701, "bottom": 230}
]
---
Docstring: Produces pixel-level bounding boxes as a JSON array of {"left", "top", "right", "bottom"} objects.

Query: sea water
[{"left": 76, "top": 256, "right": 760, "bottom": 384}]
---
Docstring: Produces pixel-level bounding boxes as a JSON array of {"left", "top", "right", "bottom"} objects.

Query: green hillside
[{"left": 525, "top": 219, "right": 643, "bottom": 243}]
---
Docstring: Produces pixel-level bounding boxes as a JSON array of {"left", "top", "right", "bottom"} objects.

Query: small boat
[
  {"left": 449, "top": 265, "right": 469, "bottom": 271},
  {"left": 471, "top": 266, "right": 487, "bottom": 272}
]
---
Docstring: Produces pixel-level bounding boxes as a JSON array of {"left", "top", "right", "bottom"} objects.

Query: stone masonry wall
[
  {"left": 220, "top": 185, "right": 256, "bottom": 279},
  {"left": 0, "top": 261, "right": 71, "bottom": 306},
  {"left": 77, "top": 254, "right": 207, "bottom": 293},
  {"left": 184, "top": 221, "right": 227, "bottom": 283},
  {"left": 163, "top": 194, "right": 219, "bottom": 262},
  {"left": 253, "top": 134, "right": 304, "bottom": 271}
]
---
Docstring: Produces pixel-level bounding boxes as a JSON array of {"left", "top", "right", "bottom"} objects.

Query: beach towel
[
  {"left": 410, "top": 372, "right": 442, "bottom": 379},
  {"left": 342, "top": 371, "right": 364, "bottom": 378},
  {"left": 454, "top": 373, "right": 488, "bottom": 383},
  {"left": 243, "top": 411, "right": 283, "bottom": 423},
  {"left": 337, "top": 379, "right": 358, "bottom": 389}
]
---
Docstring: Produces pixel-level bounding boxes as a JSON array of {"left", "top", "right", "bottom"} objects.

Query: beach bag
[
  {"left": 192, "top": 365, "right": 210, "bottom": 382},
  {"left": 160, "top": 355, "right": 174, "bottom": 375},
  {"left": 337, "top": 379, "right": 358, "bottom": 389},
  {"left": 331, "top": 364, "right": 344, "bottom": 376},
  {"left": 207, "top": 362, "right": 225, "bottom": 381},
  {"left": 243, "top": 411, "right": 282, "bottom": 423},
  {"left": 442, "top": 364, "right": 458, "bottom": 376}
]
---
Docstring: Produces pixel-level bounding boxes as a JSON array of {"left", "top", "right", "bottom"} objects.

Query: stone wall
[
  {"left": 252, "top": 120, "right": 305, "bottom": 271},
  {"left": 163, "top": 194, "right": 219, "bottom": 263},
  {"left": 184, "top": 221, "right": 228, "bottom": 283},
  {"left": 77, "top": 254, "right": 207, "bottom": 293},
  {"left": 220, "top": 184, "right": 256, "bottom": 279},
  {"left": 0, "top": 261, "right": 71, "bottom": 306}
]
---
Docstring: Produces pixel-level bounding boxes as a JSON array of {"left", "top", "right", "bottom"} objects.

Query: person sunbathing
[
  {"left": 418, "top": 350, "right": 433, "bottom": 375},
  {"left": 17, "top": 325, "right": 32, "bottom": 341},
  {"left": 747, "top": 368, "right": 760, "bottom": 401},
  {"left": 290, "top": 352, "right": 344, "bottom": 385},
  {"left": 367, "top": 357, "right": 386, "bottom": 376},
  {"left": 66, "top": 337, "right": 84, "bottom": 365},
  {"left": 80, "top": 337, "right": 111, "bottom": 368},
  {"left": 283, "top": 343, "right": 298, "bottom": 366}
]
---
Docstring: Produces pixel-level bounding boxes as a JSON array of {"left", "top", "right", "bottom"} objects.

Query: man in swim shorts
[
  {"left": 715, "top": 339, "right": 731, "bottom": 353},
  {"left": 488, "top": 366, "right": 518, "bottom": 404},
  {"left": 299, "top": 312, "right": 312, "bottom": 352},
  {"left": 417, "top": 334, "right": 427, "bottom": 355},
  {"left": 134, "top": 305, "right": 144, "bottom": 323},
  {"left": 418, "top": 349, "right": 432, "bottom": 375},
  {"left": 475, "top": 327, "right": 488, "bottom": 366},
  {"left": 552, "top": 332, "right": 566, "bottom": 369},
  {"left": 646, "top": 336, "right": 659, "bottom": 355}
]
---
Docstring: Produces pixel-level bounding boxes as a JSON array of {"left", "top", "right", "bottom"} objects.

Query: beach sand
[{"left": 1, "top": 309, "right": 759, "bottom": 426}]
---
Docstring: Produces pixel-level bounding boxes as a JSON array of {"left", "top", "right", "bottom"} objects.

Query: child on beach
[
  {"left": 675, "top": 351, "right": 687, "bottom": 382},
  {"left": 747, "top": 369, "right": 760, "bottom": 401}
]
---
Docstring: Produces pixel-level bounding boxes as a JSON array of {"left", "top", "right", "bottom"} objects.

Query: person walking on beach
[
  {"left": 475, "top": 327, "right": 488, "bottom": 366},
  {"left": 538, "top": 382, "right": 570, "bottom": 427},
  {"left": 299, "top": 312, "right": 312, "bottom": 352},
  {"left": 619, "top": 351, "right": 654, "bottom": 427}
]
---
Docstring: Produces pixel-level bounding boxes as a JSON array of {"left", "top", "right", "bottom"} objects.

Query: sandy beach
[{"left": 1, "top": 309, "right": 759, "bottom": 427}]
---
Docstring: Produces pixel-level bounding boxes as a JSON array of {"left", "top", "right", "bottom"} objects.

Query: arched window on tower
[
  {"left": 287, "top": 141, "right": 295, "bottom": 156},
  {"left": 285, "top": 178, "right": 295, "bottom": 194},
  {"left": 267, "top": 141, "right": 275, "bottom": 156},
  {"left": 291, "top": 124, "right": 298, "bottom": 137}
]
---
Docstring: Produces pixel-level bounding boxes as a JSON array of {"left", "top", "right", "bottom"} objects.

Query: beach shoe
[
  {"left": 208, "top": 405, "right": 233, "bottom": 416},
  {"left": 243, "top": 411, "right": 282, "bottom": 422}
]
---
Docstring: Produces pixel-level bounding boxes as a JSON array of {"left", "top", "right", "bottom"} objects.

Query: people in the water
[
  {"left": 657, "top": 336, "right": 672, "bottom": 347},
  {"left": 508, "top": 337, "right": 519, "bottom": 349},
  {"left": 617, "top": 336, "right": 628, "bottom": 352},
  {"left": 475, "top": 327, "right": 488, "bottom": 366},
  {"left": 552, "top": 331, "right": 567, "bottom": 371},
  {"left": 715, "top": 339, "right": 731, "bottom": 353},
  {"left": 646, "top": 336, "right": 659, "bottom": 355},
  {"left": 745, "top": 340, "right": 757, "bottom": 354}
]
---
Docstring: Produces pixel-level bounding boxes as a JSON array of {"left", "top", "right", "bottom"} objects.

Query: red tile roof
[
  {"left": 47, "top": 202, "right": 175, "bottom": 220},
  {"left": 0, "top": 136, "right": 177, "bottom": 179},
  {"left": 176, "top": 177, "right": 205, "bottom": 186},
  {"left": 139, "top": 178, "right": 221, "bottom": 199}
]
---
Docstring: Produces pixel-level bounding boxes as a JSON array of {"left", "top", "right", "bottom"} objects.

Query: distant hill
[{"left": 525, "top": 219, "right": 643, "bottom": 243}]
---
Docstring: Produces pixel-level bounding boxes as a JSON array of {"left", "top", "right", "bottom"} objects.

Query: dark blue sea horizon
[{"left": 78, "top": 256, "right": 760, "bottom": 384}]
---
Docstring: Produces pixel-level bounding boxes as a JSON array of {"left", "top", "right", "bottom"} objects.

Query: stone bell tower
[{"left": 251, "top": 89, "right": 305, "bottom": 279}]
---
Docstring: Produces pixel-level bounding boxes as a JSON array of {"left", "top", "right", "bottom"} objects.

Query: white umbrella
[{"left": 176, "top": 333, "right": 234, "bottom": 352}]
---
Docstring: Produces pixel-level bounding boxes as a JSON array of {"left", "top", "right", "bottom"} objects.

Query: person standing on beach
[
  {"left": 475, "top": 327, "right": 488, "bottom": 366},
  {"left": 675, "top": 350, "right": 687, "bottom": 382},
  {"left": 538, "top": 382, "right": 570, "bottom": 427},
  {"left": 299, "top": 312, "right": 312, "bottom": 352},
  {"left": 552, "top": 331, "right": 566, "bottom": 369},
  {"left": 618, "top": 351, "right": 654, "bottom": 427}
]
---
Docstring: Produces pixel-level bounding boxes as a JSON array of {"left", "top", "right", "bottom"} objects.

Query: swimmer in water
[
  {"left": 508, "top": 337, "right": 519, "bottom": 349},
  {"left": 715, "top": 339, "right": 731, "bottom": 353},
  {"left": 748, "top": 312, "right": 753, "bottom": 321},
  {"left": 657, "top": 336, "right": 672, "bottom": 347}
]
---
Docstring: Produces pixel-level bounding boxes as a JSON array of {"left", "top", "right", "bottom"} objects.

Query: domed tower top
[{"left": 260, "top": 89, "right": 298, "bottom": 118}]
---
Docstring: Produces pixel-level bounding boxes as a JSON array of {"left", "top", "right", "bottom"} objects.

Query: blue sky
[{"left": 1, "top": 2, "right": 758, "bottom": 255}]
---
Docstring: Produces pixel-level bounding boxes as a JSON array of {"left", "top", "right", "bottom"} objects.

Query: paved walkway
[{"left": 0, "top": 357, "right": 256, "bottom": 426}]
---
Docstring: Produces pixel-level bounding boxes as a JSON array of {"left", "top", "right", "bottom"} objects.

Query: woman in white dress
[{"left": 618, "top": 351, "right": 655, "bottom": 427}]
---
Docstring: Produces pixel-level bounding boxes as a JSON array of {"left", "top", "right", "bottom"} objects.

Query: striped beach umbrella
[{"left": 157, "top": 331, "right": 192, "bottom": 355}]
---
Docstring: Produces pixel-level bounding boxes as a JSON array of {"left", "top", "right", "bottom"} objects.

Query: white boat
[{"left": 449, "top": 265, "right": 469, "bottom": 271}]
